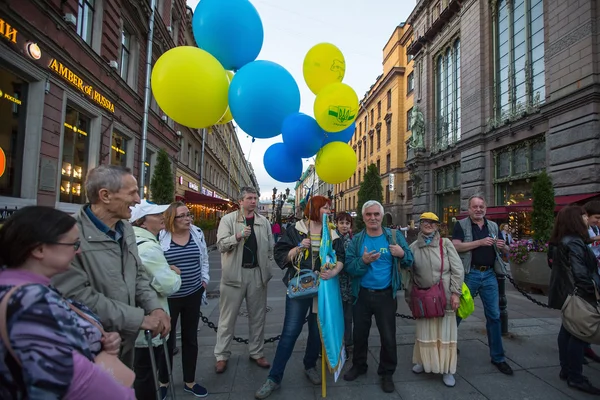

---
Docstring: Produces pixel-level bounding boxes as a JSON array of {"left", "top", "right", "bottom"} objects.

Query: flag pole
[{"left": 321, "top": 343, "right": 326, "bottom": 397}]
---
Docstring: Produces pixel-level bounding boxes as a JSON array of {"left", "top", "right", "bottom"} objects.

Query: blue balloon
[
  {"left": 193, "top": 0, "right": 263, "bottom": 70},
  {"left": 264, "top": 143, "right": 303, "bottom": 183},
  {"left": 282, "top": 113, "right": 325, "bottom": 158},
  {"left": 322, "top": 122, "right": 356, "bottom": 146},
  {"left": 229, "top": 61, "right": 301, "bottom": 139}
]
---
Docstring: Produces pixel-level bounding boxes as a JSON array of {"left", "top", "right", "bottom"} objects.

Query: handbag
[
  {"left": 0, "top": 284, "right": 135, "bottom": 387},
  {"left": 287, "top": 268, "right": 320, "bottom": 299},
  {"left": 457, "top": 282, "right": 475, "bottom": 319},
  {"left": 561, "top": 282, "right": 600, "bottom": 344},
  {"left": 409, "top": 238, "right": 447, "bottom": 319}
]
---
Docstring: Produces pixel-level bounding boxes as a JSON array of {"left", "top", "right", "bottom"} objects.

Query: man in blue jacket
[{"left": 343, "top": 200, "right": 413, "bottom": 393}]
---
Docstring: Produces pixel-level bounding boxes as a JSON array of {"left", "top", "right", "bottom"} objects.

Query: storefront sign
[
  {"left": 188, "top": 182, "right": 199, "bottom": 191},
  {"left": 0, "top": 18, "right": 17, "bottom": 44},
  {"left": 26, "top": 42, "right": 41, "bottom": 60},
  {"left": 178, "top": 176, "right": 183, "bottom": 185},
  {"left": 0, "top": 88, "right": 21, "bottom": 106},
  {"left": 389, "top": 173, "right": 395, "bottom": 191},
  {"left": 201, "top": 188, "right": 214, "bottom": 197},
  {"left": 0, "top": 147, "right": 6, "bottom": 178},
  {"left": 48, "top": 58, "right": 115, "bottom": 113}
]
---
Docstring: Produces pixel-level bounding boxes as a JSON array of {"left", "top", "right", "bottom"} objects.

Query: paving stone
[
  {"left": 395, "top": 376, "right": 487, "bottom": 400},
  {"left": 464, "top": 370, "right": 573, "bottom": 400}
]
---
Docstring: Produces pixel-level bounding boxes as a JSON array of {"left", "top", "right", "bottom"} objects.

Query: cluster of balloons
[{"left": 150, "top": 0, "right": 359, "bottom": 185}]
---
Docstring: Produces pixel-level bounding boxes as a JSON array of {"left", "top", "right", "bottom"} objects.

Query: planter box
[{"left": 511, "top": 252, "right": 550, "bottom": 295}]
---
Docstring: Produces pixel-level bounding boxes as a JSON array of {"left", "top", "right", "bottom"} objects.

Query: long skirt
[{"left": 412, "top": 309, "right": 458, "bottom": 374}]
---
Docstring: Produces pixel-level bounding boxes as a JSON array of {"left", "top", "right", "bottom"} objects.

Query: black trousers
[
  {"left": 343, "top": 300, "right": 354, "bottom": 347},
  {"left": 159, "top": 287, "right": 204, "bottom": 384},
  {"left": 352, "top": 287, "right": 397, "bottom": 376},
  {"left": 558, "top": 324, "right": 587, "bottom": 383},
  {"left": 134, "top": 346, "right": 163, "bottom": 400}
]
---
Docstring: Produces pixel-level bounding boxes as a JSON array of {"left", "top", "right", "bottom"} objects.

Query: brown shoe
[
  {"left": 215, "top": 360, "right": 228, "bottom": 374},
  {"left": 250, "top": 357, "right": 271, "bottom": 369}
]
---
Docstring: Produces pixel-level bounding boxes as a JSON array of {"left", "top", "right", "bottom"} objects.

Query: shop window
[
  {"left": 77, "top": 0, "right": 95, "bottom": 45},
  {"left": 0, "top": 67, "right": 27, "bottom": 197},
  {"left": 110, "top": 131, "right": 128, "bottom": 167},
  {"left": 61, "top": 106, "right": 90, "bottom": 204}
]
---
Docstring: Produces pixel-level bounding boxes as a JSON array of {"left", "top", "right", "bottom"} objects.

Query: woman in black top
[
  {"left": 255, "top": 196, "right": 345, "bottom": 399},
  {"left": 547, "top": 205, "right": 600, "bottom": 395}
]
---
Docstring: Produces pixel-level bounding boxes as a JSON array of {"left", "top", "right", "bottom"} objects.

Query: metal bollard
[{"left": 497, "top": 274, "right": 509, "bottom": 335}]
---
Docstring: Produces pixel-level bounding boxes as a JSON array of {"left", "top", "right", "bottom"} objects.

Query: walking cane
[
  {"left": 163, "top": 336, "right": 177, "bottom": 400},
  {"left": 145, "top": 330, "right": 161, "bottom": 400}
]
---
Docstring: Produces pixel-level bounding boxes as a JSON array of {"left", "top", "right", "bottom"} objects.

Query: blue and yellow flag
[{"left": 318, "top": 214, "right": 346, "bottom": 381}]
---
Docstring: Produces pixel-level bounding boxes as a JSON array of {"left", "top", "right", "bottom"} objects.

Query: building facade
[
  {"left": 334, "top": 23, "right": 415, "bottom": 225},
  {"left": 405, "top": 0, "right": 600, "bottom": 235}
]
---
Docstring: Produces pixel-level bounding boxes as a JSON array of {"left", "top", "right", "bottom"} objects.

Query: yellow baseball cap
[{"left": 419, "top": 212, "right": 440, "bottom": 222}]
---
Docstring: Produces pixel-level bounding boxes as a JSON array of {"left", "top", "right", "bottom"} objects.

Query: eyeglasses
[
  {"left": 175, "top": 213, "right": 194, "bottom": 219},
  {"left": 420, "top": 219, "right": 438, "bottom": 226},
  {"left": 50, "top": 240, "right": 81, "bottom": 251}
]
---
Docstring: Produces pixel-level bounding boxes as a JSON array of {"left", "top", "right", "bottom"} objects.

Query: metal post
[
  {"left": 498, "top": 274, "right": 509, "bottom": 335},
  {"left": 139, "top": 0, "right": 157, "bottom": 195},
  {"left": 199, "top": 128, "right": 206, "bottom": 191},
  {"left": 227, "top": 125, "right": 232, "bottom": 198}
]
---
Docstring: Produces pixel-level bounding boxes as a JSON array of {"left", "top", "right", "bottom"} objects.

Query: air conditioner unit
[
  {"left": 161, "top": 115, "right": 168, "bottom": 122},
  {"left": 63, "top": 13, "right": 77, "bottom": 25},
  {"left": 109, "top": 60, "right": 119, "bottom": 70}
]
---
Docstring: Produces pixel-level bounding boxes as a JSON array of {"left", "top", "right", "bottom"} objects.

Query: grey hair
[
  {"left": 468, "top": 194, "right": 487, "bottom": 207},
  {"left": 239, "top": 186, "right": 258, "bottom": 201},
  {"left": 85, "top": 165, "right": 133, "bottom": 204},
  {"left": 362, "top": 200, "right": 384, "bottom": 215}
]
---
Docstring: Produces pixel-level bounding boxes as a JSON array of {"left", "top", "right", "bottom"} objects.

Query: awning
[
  {"left": 458, "top": 206, "right": 508, "bottom": 219},
  {"left": 184, "top": 190, "right": 230, "bottom": 205},
  {"left": 508, "top": 193, "right": 600, "bottom": 212}
]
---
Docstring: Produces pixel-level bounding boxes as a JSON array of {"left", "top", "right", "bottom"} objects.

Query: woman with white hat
[
  {"left": 406, "top": 212, "right": 464, "bottom": 387},
  {"left": 130, "top": 200, "right": 182, "bottom": 400}
]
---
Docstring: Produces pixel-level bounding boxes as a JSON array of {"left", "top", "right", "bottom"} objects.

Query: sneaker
[
  {"left": 159, "top": 386, "right": 168, "bottom": 400},
  {"left": 305, "top": 367, "right": 321, "bottom": 385},
  {"left": 492, "top": 361, "right": 514, "bottom": 375},
  {"left": 412, "top": 364, "right": 424, "bottom": 374},
  {"left": 183, "top": 383, "right": 208, "bottom": 398},
  {"left": 567, "top": 378, "right": 600, "bottom": 395},
  {"left": 343, "top": 366, "right": 367, "bottom": 381},
  {"left": 443, "top": 373, "right": 456, "bottom": 387},
  {"left": 255, "top": 379, "right": 280, "bottom": 399},
  {"left": 381, "top": 375, "right": 395, "bottom": 393}
]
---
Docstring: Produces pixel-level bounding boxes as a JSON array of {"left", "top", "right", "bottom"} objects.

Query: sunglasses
[{"left": 50, "top": 240, "right": 81, "bottom": 251}]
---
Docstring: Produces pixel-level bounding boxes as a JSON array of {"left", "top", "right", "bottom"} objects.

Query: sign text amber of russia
[
  {"left": 0, "top": 18, "right": 18, "bottom": 44},
  {"left": 48, "top": 58, "right": 115, "bottom": 113}
]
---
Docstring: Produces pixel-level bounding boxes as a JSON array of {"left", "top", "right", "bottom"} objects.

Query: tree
[
  {"left": 354, "top": 163, "right": 383, "bottom": 231},
  {"left": 150, "top": 149, "right": 175, "bottom": 204},
  {"left": 531, "top": 171, "right": 555, "bottom": 243}
]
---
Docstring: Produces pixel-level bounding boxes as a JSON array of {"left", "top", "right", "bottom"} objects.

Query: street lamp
[
  {"left": 339, "top": 190, "right": 345, "bottom": 211},
  {"left": 272, "top": 187, "right": 277, "bottom": 222}
]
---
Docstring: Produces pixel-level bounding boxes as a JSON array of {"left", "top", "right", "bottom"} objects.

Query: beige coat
[
  {"left": 405, "top": 232, "right": 464, "bottom": 307},
  {"left": 216, "top": 210, "right": 273, "bottom": 288},
  {"left": 52, "top": 206, "right": 162, "bottom": 355}
]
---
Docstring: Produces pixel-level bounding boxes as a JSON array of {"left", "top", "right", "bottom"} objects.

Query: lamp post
[
  {"left": 272, "top": 187, "right": 277, "bottom": 222},
  {"left": 339, "top": 190, "right": 345, "bottom": 211}
]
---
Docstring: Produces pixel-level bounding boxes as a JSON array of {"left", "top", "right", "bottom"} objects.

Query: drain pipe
[{"left": 139, "top": 0, "right": 157, "bottom": 197}]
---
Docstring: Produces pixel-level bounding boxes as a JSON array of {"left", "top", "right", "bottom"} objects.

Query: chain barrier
[
  {"left": 396, "top": 312, "right": 416, "bottom": 320},
  {"left": 502, "top": 272, "right": 553, "bottom": 309}
]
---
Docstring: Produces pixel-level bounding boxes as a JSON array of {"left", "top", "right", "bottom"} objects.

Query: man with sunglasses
[
  {"left": 214, "top": 187, "right": 274, "bottom": 374},
  {"left": 52, "top": 165, "right": 170, "bottom": 368}
]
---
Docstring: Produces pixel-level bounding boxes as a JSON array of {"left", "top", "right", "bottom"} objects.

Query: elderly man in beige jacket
[
  {"left": 52, "top": 165, "right": 170, "bottom": 368},
  {"left": 214, "top": 186, "right": 274, "bottom": 373}
]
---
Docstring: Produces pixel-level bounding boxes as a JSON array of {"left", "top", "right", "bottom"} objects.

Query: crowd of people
[{"left": 1, "top": 164, "right": 600, "bottom": 399}]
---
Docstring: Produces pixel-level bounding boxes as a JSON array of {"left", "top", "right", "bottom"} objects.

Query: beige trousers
[{"left": 214, "top": 267, "right": 268, "bottom": 361}]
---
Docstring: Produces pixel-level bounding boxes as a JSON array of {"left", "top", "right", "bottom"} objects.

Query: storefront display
[
  {"left": 60, "top": 106, "right": 90, "bottom": 204},
  {"left": 110, "top": 131, "right": 128, "bottom": 167}
]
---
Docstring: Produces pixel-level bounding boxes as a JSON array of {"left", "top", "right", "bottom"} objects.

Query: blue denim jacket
[{"left": 345, "top": 227, "right": 413, "bottom": 303}]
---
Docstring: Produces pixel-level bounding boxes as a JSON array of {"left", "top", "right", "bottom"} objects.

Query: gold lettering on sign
[
  {"left": 0, "top": 18, "right": 18, "bottom": 44},
  {"left": 48, "top": 58, "right": 115, "bottom": 113}
]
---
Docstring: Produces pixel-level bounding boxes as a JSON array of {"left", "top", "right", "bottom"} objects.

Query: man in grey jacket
[
  {"left": 214, "top": 186, "right": 273, "bottom": 373},
  {"left": 52, "top": 165, "right": 170, "bottom": 367}
]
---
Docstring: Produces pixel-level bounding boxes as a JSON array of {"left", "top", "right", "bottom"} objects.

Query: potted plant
[{"left": 509, "top": 171, "right": 555, "bottom": 294}]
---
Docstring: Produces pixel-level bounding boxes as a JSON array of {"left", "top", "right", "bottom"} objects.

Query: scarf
[{"left": 423, "top": 232, "right": 436, "bottom": 245}]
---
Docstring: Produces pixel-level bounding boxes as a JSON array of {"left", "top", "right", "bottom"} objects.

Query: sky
[{"left": 186, "top": 0, "right": 415, "bottom": 200}]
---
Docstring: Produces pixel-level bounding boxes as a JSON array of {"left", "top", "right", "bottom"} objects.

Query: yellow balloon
[
  {"left": 217, "top": 71, "right": 235, "bottom": 124},
  {"left": 315, "top": 142, "right": 357, "bottom": 184},
  {"left": 314, "top": 82, "right": 358, "bottom": 133},
  {"left": 151, "top": 46, "right": 228, "bottom": 128},
  {"left": 303, "top": 43, "right": 346, "bottom": 95}
]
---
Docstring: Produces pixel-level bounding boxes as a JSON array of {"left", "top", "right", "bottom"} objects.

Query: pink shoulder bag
[
  {"left": 0, "top": 284, "right": 135, "bottom": 388},
  {"left": 409, "top": 238, "right": 448, "bottom": 319}
]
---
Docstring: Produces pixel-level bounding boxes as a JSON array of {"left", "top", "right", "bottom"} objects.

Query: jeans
[
  {"left": 159, "top": 287, "right": 204, "bottom": 384},
  {"left": 268, "top": 295, "right": 320, "bottom": 384},
  {"left": 343, "top": 300, "right": 354, "bottom": 347},
  {"left": 558, "top": 324, "right": 587, "bottom": 383},
  {"left": 457, "top": 269, "right": 505, "bottom": 363},
  {"left": 352, "top": 287, "right": 397, "bottom": 376},
  {"left": 134, "top": 346, "right": 163, "bottom": 400}
]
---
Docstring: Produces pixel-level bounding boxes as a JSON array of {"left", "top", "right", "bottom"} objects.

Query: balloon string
[{"left": 246, "top": 137, "right": 255, "bottom": 162}]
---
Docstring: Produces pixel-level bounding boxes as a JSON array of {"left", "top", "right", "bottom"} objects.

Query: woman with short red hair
[{"left": 255, "top": 195, "right": 345, "bottom": 399}]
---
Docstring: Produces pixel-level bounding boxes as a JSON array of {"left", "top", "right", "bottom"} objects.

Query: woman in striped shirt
[{"left": 158, "top": 202, "right": 210, "bottom": 397}]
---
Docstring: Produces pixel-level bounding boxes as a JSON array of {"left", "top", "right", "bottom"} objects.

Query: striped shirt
[{"left": 164, "top": 238, "right": 203, "bottom": 298}]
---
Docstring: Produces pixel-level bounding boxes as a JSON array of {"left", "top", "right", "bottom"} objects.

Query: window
[
  {"left": 385, "top": 185, "right": 390, "bottom": 204},
  {"left": 120, "top": 28, "right": 131, "bottom": 82},
  {"left": 61, "top": 106, "right": 90, "bottom": 204},
  {"left": 407, "top": 180, "right": 413, "bottom": 201},
  {"left": 0, "top": 67, "right": 26, "bottom": 197},
  {"left": 408, "top": 53, "right": 413, "bottom": 63},
  {"left": 369, "top": 135, "right": 373, "bottom": 154},
  {"left": 358, "top": 170, "right": 361, "bottom": 183},
  {"left": 357, "top": 144, "right": 361, "bottom": 162},
  {"left": 376, "top": 129, "right": 380, "bottom": 150},
  {"left": 377, "top": 101, "right": 381, "bottom": 119},
  {"left": 407, "top": 72, "right": 414, "bottom": 93},
  {"left": 195, "top": 151, "right": 199, "bottom": 173},
  {"left": 376, "top": 160, "right": 380, "bottom": 174},
  {"left": 386, "top": 120, "right": 391, "bottom": 142},
  {"left": 386, "top": 153, "right": 391, "bottom": 172},
  {"left": 435, "top": 39, "right": 461, "bottom": 149},
  {"left": 387, "top": 89, "right": 391, "bottom": 109},
  {"left": 77, "top": 0, "right": 95, "bottom": 45},
  {"left": 143, "top": 149, "right": 153, "bottom": 199},
  {"left": 363, "top": 140, "right": 367, "bottom": 158},
  {"left": 370, "top": 109, "right": 374, "bottom": 125},
  {"left": 110, "top": 132, "right": 128, "bottom": 167},
  {"left": 188, "top": 144, "right": 192, "bottom": 168},
  {"left": 359, "top": 122, "right": 362, "bottom": 135},
  {"left": 495, "top": 0, "right": 545, "bottom": 121},
  {"left": 407, "top": 107, "right": 413, "bottom": 131}
]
